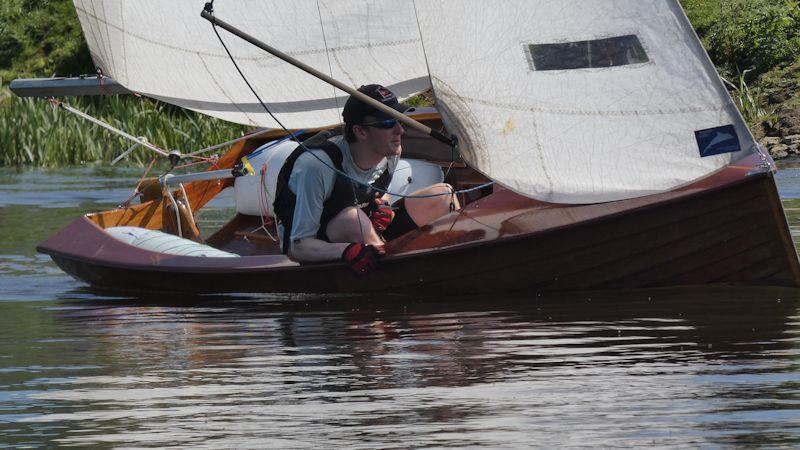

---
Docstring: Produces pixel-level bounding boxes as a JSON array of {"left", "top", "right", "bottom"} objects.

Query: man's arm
[
  {"left": 292, "top": 236, "right": 383, "bottom": 276},
  {"left": 285, "top": 151, "right": 338, "bottom": 263},
  {"left": 284, "top": 152, "right": 384, "bottom": 267}
]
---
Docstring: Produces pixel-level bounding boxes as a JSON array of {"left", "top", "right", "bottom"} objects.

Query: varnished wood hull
[{"left": 38, "top": 165, "right": 800, "bottom": 294}]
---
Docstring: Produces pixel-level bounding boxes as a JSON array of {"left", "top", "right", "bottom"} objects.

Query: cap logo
[{"left": 375, "top": 87, "right": 395, "bottom": 101}]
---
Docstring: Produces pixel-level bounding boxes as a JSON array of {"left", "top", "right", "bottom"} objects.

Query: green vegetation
[
  {"left": 1, "top": 0, "right": 800, "bottom": 165},
  {"left": 0, "top": 0, "right": 249, "bottom": 167},
  {"left": 722, "top": 69, "right": 776, "bottom": 129},
  {"left": 0, "top": 90, "right": 250, "bottom": 166},
  {"left": 0, "top": 0, "right": 92, "bottom": 84},
  {"left": 405, "top": 91, "right": 435, "bottom": 109},
  {"left": 682, "top": 0, "right": 800, "bottom": 131},
  {"left": 683, "top": 0, "right": 800, "bottom": 81}
]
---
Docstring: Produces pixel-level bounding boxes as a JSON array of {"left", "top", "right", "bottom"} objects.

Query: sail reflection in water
[{"left": 1, "top": 288, "right": 799, "bottom": 447}]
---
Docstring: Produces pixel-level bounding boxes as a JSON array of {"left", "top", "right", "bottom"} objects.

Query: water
[{"left": 1, "top": 167, "right": 800, "bottom": 447}]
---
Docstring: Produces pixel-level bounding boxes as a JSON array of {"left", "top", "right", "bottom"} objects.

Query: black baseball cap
[{"left": 342, "top": 84, "right": 413, "bottom": 125}]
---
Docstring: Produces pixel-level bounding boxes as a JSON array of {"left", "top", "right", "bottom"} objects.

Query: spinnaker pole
[{"left": 199, "top": 6, "right": 455, "bottom": 147}]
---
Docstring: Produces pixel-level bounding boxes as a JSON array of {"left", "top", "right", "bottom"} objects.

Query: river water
[{"left": 1, "top": 167, "right": 800, "bottom": 447}]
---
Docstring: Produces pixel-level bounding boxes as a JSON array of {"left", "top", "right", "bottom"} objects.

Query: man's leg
[
  {"left": 325, "top": 206, "right": 384, "bottom": 246},
  {"left": 328, "top": 183, "right": 459, "bottom": 244},
  {"left": 403, "top": 183, "right": 460, "bottom": 227},
  {"left": 382, "top": 183, "right": 460, "bottom": 241}
]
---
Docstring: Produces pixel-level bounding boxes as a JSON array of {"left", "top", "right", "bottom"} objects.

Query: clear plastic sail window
[{"left": 527, "top": 35, "right": 649, "bottom": 71}]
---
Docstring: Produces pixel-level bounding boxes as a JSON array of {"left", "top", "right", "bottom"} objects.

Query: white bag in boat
[
  {"left": 234, "top": 139, "right": 298, "bottom": 217},
  {"left": 385, "top": 159, "right": 444, "bottom": 205},
  {"left": 234, "top": 140, "right": 444, "bottom": 216}
]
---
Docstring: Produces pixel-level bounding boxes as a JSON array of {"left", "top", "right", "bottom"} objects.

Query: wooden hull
[{"left": 38, "top": 161, "right": 800, "bottom": 294}]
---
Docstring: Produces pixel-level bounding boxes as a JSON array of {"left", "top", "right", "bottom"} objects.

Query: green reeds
[
  {"left": 0, "top": 86, "right": 250, "bottom": 167},
  {"left": 722, "top": 69, "right": 775, "bottom": 128}
]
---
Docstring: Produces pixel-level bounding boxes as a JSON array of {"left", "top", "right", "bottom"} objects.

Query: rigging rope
[
  {"left": 186, "top": 128, "right": 275, "bottom": 157},
  {"left": 49, "top": 98, "right": 211, "bottom": 164},
  {"left": 118, "top": 157, "right": 158, "bottom": 208},
  {"left": 253, "top": 161, "right": 278, "bottom": 241}
]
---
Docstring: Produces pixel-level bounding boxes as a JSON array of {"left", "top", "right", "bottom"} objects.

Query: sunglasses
[{"left": 360, "top": 118, "right": 399, "bottom": 129}]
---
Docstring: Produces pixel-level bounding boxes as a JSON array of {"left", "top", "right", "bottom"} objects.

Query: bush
[
  {"left": 0, "top": 32, "right": 22, "bottom": 68},
  {"left": 0, "top": 0, "right": 93, "bottom": 82},
  {"left": 681, "top": 0, "right": 725, "bottom": 37},
  {"left": 695, "top": 0, "right": 800, "bottom": 80}
]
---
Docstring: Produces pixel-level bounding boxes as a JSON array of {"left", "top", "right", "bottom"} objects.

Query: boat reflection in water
[{"left": 4, "top": 286, "right": 797, "bottom": 447}]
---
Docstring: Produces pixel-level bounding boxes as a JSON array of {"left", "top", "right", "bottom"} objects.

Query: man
[{"left": 273, "top": 84, "right": 457, "bottom": 274}]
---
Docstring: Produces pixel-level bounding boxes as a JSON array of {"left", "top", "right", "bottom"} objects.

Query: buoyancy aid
[{"left": 272, "top": 131, "right": 393, "bottom": 254}]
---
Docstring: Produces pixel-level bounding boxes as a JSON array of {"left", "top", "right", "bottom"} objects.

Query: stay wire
[
  {"left": 316, "top": 0, "right": 342, "bottom": 120},
  {"left": 50, "top": 98, "right": 214, "bottom": 165},
  {"left": 209, "top": 17, "right": 495, "bottom": 200}
]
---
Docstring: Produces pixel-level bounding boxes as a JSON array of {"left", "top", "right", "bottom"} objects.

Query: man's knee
[
  {"left": 326, "top": 207, "right": 376, "bottom": 243},
  {"left": 427, "top": 183, "right": 459, "bottom": 210},
  {"left": 404, "top": 183, "right": 459, "bottom": 226}
]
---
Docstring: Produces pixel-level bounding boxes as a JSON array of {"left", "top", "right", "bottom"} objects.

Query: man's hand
[
  {"left": 342, "top": 243, "right": 384, "bottom": 275},
  {"left": 369, "top": 198, "right": 395, "bottom": 233}
]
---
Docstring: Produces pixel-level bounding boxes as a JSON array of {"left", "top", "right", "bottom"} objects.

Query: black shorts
[
  {"left": 382, "top": 199, "right": 418, "bottom": 241},
  {"left": 317, "top": 199, "right": 418, "bottom": 243}
]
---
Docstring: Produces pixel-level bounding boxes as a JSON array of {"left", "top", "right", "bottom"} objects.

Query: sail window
[
  {"left": 695, "top": 125, "right": 740, "bottom": 157},
  {"left": 528, "top": 35, "right": 649, "bottom": 71}
]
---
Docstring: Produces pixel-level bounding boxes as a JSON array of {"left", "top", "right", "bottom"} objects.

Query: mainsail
[
  {"left": 72, "top": 0, "right": 429, "bottom": 129},
  {"left": 414, "top": 0, "right": 760, "bottom": 203}
]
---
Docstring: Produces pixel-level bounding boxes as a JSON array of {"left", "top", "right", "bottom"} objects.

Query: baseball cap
[{"left": 342, "top": 84, "right": 414, "bottom": 125}]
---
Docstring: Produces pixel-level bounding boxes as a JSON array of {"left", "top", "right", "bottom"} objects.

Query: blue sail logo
[{"left": 695, "top": 125, "right": 740, "bottom": 157}]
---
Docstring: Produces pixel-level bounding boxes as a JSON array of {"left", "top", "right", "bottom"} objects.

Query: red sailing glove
[
  {"left": 342, "top": 243, "right": 384, "bottom": 275},
  {"left": 369, "top": 198, "right": 395, "bottom": 233}
]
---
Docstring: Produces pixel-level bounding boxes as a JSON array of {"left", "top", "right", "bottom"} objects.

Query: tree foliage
[
  {"left": 0, "top": 0, "right": 93, "bottom": 83},
  {"left": 682, "top": 0, "right": 800, "bottom": 80}
]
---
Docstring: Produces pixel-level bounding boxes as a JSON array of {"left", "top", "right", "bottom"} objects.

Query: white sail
[
  {"left": 72, "top": 0, "right": 429, "bottom": 129},
  {"left": 414, "top": 0, "right": 759, "bottom": 203}
]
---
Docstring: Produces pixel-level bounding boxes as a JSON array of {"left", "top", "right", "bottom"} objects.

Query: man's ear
[{"left": 353, "top": 124, "right": 369, "bottom": 141}]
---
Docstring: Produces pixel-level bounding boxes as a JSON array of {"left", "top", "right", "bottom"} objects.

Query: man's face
[{"left": 356, "top": 116, "right": 405, "bottom": 157}]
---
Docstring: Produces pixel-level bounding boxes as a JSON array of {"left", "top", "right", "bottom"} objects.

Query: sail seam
[
  {"left": 197, "top": 53, "right": 253, "bottom": 125},
  {"left": 432, "top": 85, "right": 726, "bottom": 117},
  {"left": 74, "top": 6, "right": 420, "bottom": 61},
  {"left": 93, "top": 2, "right": 114, "bottom": 76},
  {"left": 529, "top": 110, "right": 555, "bottom": 196},
  {"left": 143, "top": 77, "right": 429, "bottom": 114},
  {"left": 120, "top": 4, "right": 128, "bottom": 87}
]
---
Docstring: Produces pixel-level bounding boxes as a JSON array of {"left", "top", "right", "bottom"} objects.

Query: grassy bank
[
  {"left": 0, "top": 0, "right": 250, "bottom": 167},
  {"left": 0, "top": 87, "right": 249, "bottom": 166}
]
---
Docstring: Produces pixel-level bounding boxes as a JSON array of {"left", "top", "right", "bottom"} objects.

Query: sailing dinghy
[{"left": 20, "top": 0, "right": 800, "bottom": 293}]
